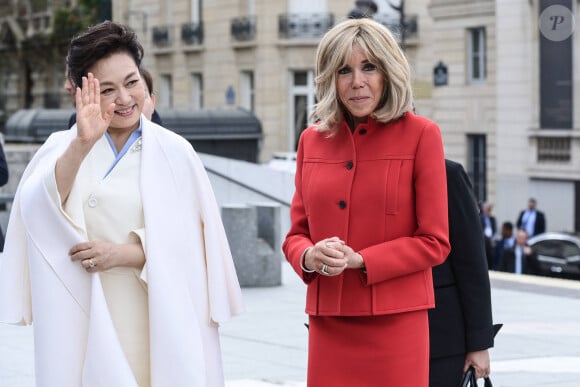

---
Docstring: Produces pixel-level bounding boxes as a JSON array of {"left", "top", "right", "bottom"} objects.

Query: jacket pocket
[
  {"left": 385, "top": 159, "right": 402, "bottom": 214},
  {"left": 301, "top": 160, "right": 320, "bottom": 216}
]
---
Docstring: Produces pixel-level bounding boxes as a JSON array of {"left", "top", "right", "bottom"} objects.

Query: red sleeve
[{"left": 282, "top": 130, "right": 319, "bottom": 283}]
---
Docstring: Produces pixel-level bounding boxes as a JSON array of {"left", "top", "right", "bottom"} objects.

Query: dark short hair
[
  {"left": 140, "top": 68, "right": 154, "bottom": 96},
  {"left": 66, "top": 21, "right": 144, "bottom": 88},
  {"left": 502, "top": 221, "right": 513, "bottom": 229}
]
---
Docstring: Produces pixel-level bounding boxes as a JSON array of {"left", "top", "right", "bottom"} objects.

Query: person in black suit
[
  {"left": 479, "top": 201, "right": 497, "bottom": 269},
  {"left": 516, "top": 197, "right": 546, "bottom": 238},
  {"left": 429, "top": 160, "right": 496, "bottom": 386},
  {"left": 498, "top": 228, "right": 537, "bottom": 275},
  {"left": 493, "top": 221, "right": 514, "bottom": 270}
]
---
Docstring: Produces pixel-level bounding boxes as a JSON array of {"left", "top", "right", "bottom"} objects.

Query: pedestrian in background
[
  {"left": 139, "top": 67, "right": 163, "bottom": 125},
  {"left": 493, "top": 221, "right": 514, "bottom": 270},
  {"left": 0, "top": 21, "right": 242, "bottom": 386},
  {"left": 429, "top": 159, "right": 496, "bottom": 386},
  {"left": 499, "top": 228, "right": 536, "bottom": 275},
  {"left": 479, "top": 201, "right": 497, "bottom": 268},
  {"left": 516, "top": 197, "right": 546, "bottom": 237},
  {"left": 283, "top": 18, "right": 449, "bottom": 387}
]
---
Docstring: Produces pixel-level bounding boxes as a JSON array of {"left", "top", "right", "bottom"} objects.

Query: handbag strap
[
  {"left": 462, "top": 367, "right": 494, "bottom": 387},
  {"left": 461, "top": 367, "right": 476, "bottom": 387}
]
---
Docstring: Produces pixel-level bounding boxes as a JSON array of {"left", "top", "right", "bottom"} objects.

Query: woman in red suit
[{"left": 282, "top": 18, "right": 450, "bottom": 386}]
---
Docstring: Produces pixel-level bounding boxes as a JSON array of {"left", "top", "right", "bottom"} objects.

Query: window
[
  {"left": 240, "top": 71, "right": 254, "bottom": 112},
  {"left": 164, "top": 0, "right": 173, "bottom": 24},
  {"left": 190, "top": 0, "right": 201, "bottom": 23},
  {"left": 191, "top": 73, "right": 203, "bottom": 110},
  {"left": 244, "top": 0, "right": 255, "bottom": 14},
  {"left": 289, "top": 0, "right": 326, "bottom": 13},
  {"left": 468, "top": 27, "right": 486, "bottom": 83},
  {"left": 159, "top": 74, "right": 173, "bottom": 109},
  {"left": 289, "top": 70, "right": 316, "bottom": 150},
  {"left": 467, "top": 134, "right": 487, "bottom": 202}
]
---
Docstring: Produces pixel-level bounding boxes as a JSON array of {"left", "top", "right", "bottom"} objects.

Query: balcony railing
[
  {"left": 278, "top": 13, "right": 334, "bottom": 39},
  {"left": 181, "top": 22, "right": 203, "bottom": 45},
  {"left": 537, "top": 137, "right": 571, "bottom": 162},
  {"left": 231, "top": 16, "right": 256, "bottom": 42},
  {"left": 527, "top": 130, "right": 580, "bottom": 180},
  {"left": 374, "top": 14, "right": 418, "bottom": 42},
  {"left": 152, "top": 25, "right": 172, "bottom": 47},
  {"left": 21, "top": 11, "right": 52, "bottom": 36}
]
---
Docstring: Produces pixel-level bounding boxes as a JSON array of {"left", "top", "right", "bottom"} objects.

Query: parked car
[{"left": 527, "top": 232, "right": 580, "bottom": 278}]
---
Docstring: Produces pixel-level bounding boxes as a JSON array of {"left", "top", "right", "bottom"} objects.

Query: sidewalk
[{"left": 2, "top": 263, "right": 580, "bottom": 386}]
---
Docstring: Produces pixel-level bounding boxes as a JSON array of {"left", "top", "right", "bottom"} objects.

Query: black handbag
[{"left": 461, "top": 366, "right": 493, "bottom": 387}]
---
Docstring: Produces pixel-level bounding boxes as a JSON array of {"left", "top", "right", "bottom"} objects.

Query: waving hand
[{"left": 75, "top": 72, "right": 115, "bottom": 145}]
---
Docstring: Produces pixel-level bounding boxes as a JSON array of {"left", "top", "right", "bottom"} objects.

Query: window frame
[
  {"left": 240, "top": 70, "right": 254, "bottom": 112},
  {"left": 190, "top": 72, "right": 203, "bottom": 110},
  {"left": 288, "top": 70, "right": 316, "bottom": 151},
  {"left": 467, "top": 27, "right": 487, "bottom": 84},
  {"left": 467, "top": 134, "right": 487, "bottom": 202}
]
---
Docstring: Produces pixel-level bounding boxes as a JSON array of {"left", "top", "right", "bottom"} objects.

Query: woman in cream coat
[{"left": 0, "top": 21, "right": 243, "bottom": 387}]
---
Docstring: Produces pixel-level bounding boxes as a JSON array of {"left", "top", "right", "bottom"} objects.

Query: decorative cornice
[
  {"left": 528, "top": 129, "right": 580, "bottom": 138},
  {"left": 428, "top": 1, "right": 495, "bottom": 20}
]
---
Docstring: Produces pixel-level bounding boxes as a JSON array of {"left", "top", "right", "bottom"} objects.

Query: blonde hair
[{"left": 310, "top": 18, "right": 413, "bottom": 133}]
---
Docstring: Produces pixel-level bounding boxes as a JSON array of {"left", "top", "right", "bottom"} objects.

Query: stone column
[{"left": 221, "top": 203, "right": 282, "bottom": 287}]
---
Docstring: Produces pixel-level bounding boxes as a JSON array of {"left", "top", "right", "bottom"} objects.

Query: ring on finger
[
  {"left": 321, "top": 263, "right": 330, "bottom": 275},
  {"left": 88, "top": 259, "right": 96, "bottom": 269}
]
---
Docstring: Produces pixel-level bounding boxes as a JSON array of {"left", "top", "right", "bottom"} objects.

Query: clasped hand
[
  {"left": 304, "top": 236, "right": 365, "bottom": 276},
  {"left": 70, "top": 240, "right": 146, "bottom": 272}
]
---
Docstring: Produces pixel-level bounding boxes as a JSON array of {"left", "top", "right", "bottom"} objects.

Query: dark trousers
[{"left": 430, "top": 354, "right": 465, "bottom": 387}]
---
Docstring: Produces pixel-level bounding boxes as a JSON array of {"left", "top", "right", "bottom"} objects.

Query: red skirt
[{"left": 307, "top": 310, "right": 429, "bottom": 387}]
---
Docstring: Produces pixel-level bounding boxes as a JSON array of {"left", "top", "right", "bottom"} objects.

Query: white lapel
[{"left": 19, "top": 174, "right": 91, "bottom": 314}]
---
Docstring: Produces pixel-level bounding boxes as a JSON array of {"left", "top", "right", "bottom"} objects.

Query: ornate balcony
[
  {"left": 21, "top": 11, "right": 52, "bottom": 37},
  {"left": 537, "top": 136, "right": 571, "bottom": 162},
  {"left": 374, "top": 13, "right": 418, "bottom": 42},
  {"left": 528, "top": 129, "right": 580, "bottom": 180},
  {"left": 231, "top": 16, "right": 256, "bottom": 42},
  {"left": 278, "top": 13, "right": 334, "bottom": 40},
  {"left": 152, "top": 25, "right": 171, "bottom": 47},
  {"left": 181, "top": 22, "right": 203, "bottom": 45}
]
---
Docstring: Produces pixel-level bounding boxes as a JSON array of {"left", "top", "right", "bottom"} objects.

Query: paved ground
[{"left": 2, "top": 263, "right": 580, "bottom": 386}]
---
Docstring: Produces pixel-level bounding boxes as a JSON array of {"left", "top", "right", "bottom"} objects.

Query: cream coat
[{"left": 0, "top": 117, "right": 244, "bottom": 387}]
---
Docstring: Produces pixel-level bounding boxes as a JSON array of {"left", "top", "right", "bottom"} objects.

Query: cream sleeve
[{"left": 131, "top": 227, "right": 148, "bottom": 283}]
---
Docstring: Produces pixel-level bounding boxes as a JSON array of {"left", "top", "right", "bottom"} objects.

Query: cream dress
[{"left": 48, "top": 134, "right": 150, "bottom": 386}]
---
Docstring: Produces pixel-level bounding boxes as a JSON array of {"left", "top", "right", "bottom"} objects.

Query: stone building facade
[
  {"left": 112, "top": 0, "right": 406, "bottom": 158},
  {"left": 1, "top": 0, "right": 579, "bottom": 231}
]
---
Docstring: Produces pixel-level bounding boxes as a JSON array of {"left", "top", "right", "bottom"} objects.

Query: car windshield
[{"left": 532, "top": 240, "right": 580, "bottom": 258}]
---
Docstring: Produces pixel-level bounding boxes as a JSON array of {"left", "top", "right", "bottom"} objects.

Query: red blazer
[{"left": 283, "top": 112, "right": 450, "bottom": 316}]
